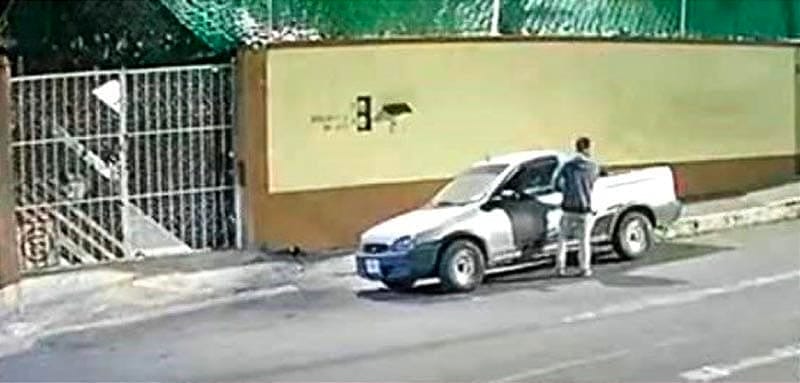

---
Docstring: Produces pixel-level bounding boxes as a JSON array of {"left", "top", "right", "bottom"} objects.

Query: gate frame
[{"left": 9, "top": 63, "right": 241, "bottom": 273}]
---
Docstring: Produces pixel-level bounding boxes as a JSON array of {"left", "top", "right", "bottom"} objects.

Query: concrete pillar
[
  {"left": 235, "top": 48, "right": 269, "bottom": 249},
  {"left": 795, "top": 48, "right": 800, "bottom": 174},
  {"left": 0, "top": 54, "right": 21, "bottom": 310}
]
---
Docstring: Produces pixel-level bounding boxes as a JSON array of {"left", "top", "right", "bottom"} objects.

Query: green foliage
[{"left": 8, "top": 0, "right": 214, "bottom": 74}]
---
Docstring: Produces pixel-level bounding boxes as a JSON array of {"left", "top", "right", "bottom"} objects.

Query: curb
[
  {"left": 659, "top": 197, "right": 800, "bottom": 240},
  {"left": 18, "top": 270, "right": 136, "bottom": 309},
  {"left": 129, "top": 261, "right": 303, "bottom": 295},
  {"left": 0, "top": 284, "right": 300, "bottom": 359},
  {"left": 38, "top": 284, "right": 300, "bottom": 338}
]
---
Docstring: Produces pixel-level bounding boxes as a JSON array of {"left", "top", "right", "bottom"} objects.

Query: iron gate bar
[
  {"left": 119, "top": 68, "right": 130, "bottom": 258},
  {"left": 4, "top": 126, "right": 244, "bottom": 146},
  {"left": 10, "top": 69, "right": 122, "bottom": 82}
]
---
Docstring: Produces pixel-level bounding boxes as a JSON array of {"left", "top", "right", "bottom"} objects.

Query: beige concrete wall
[
  {"left": 266, "top": 40, "right": 797, "bottom": 194},
  {"left": 236, "top": 39, "right": 799, "bottom": 249}
]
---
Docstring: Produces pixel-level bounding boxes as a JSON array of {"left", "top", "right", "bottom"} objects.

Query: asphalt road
[{"left": 1, "top": 221, "right": 799, "bottom": 382}]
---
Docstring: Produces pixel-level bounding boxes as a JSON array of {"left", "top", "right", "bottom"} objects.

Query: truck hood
[{"left": 361, "top": 205, "right": 474, "bottom": 244}]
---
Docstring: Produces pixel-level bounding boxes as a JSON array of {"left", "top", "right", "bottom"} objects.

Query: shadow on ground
[{"left": 356, "top": 242, "right": 735, "bottom": 303}]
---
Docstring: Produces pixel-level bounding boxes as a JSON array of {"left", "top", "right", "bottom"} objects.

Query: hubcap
[
  {"left": 452, "top": 249, "right": 476, "bottom": 286},
  {"left": 625, "top": 219, "right": 647, "bottom": 254}
]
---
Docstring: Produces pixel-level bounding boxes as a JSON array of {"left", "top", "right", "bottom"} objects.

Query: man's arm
[
  {"left": 588, "top": 160, "right": 604, "bottom": 184},
  {"left": 554, "top": 166, "right": 565, "bottom": 192},
  {"left": 591, "top": 157, "right": 607, "bottom": 178}
]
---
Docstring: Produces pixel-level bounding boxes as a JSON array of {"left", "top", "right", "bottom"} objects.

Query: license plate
[{"left": 365, "top": 259, "right": 381, "bottom": 276}]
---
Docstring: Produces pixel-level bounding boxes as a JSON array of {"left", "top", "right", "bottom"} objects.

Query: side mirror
[
  {"left": 481, "top": 189, "right": 516, "bottom": 211},
  {"left": 481, "top": 195, "right": 500, "bottom": 211}
]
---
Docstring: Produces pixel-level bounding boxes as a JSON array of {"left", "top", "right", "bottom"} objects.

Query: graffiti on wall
[
  {"left": 309, "top": 96, "right": 414, "bottom": 134},
  {"left": 309, "top": 113, "right": 350, "bottom": 133},
  {"left": 17, "top": 217, "right": 55, "bottom": 266}
]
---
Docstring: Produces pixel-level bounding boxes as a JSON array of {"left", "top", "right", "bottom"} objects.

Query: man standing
[{"left": 555, "top": 137, "right": 600, "bottom": 277}]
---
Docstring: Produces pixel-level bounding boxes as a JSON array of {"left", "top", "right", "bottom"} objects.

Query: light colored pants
[{"left": 556, "top": 211, "right": 594, "bottom": 272}]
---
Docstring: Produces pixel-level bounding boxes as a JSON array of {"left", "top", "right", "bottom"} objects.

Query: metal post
[
  {"left": 490, "top": 0, "right": 502, "bottom": 36},
  {"left": 15, "top": 56, "right": 22, "bottom": 76},
  {"left": 0, "top": 54, "right": 21, "bottom": 306},
  {"left": 268, "top": 0, "right": 273, "bottom": 41},
  {"left": 118, "top": 69, "right": 130, "bottom": 257},
  {"left": 680, "top": 0, "right": 688, "bottom": 37},
  {"left": 231, "top": 61, "right": 243, "bottom": 250}
]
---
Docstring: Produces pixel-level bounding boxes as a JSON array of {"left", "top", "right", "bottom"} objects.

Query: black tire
[
  {"left": 383, "top": 279, "right": 416, "bottom": 292},
  {"left": 438, "top": 239, "right": 486, "bottom": 292},
  {"left": 613, "top": 211, "right": 654, "bottom": 260}
]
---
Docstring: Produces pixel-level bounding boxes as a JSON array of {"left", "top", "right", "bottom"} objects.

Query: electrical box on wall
[{"left": 356, "top": 95, "right": 372, "bottom": 132}]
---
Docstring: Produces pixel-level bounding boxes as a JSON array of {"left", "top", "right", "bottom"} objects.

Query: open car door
[{"left": 491, "top": 156, "right": 560, "bottom": 249}]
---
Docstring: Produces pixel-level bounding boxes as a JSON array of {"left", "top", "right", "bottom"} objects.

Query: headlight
[{"left": 390, "top": 235, "right": 416, "bottom": 252}]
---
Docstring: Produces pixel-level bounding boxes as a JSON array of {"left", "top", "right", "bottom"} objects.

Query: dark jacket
[{"left": 556, "top": 154, "right": 600, "bottom": 213}]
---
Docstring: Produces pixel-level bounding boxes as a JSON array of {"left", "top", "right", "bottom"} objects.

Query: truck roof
[{"left": 473, "top": 150, "right": 564, "bottom": 168}]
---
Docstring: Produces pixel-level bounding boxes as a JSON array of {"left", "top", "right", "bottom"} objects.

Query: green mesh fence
[
  {"left": 686, "top": 0, "right": 799, "bottom": 39},
  {"left": 161, "top": 0, "right": 800, "bottom": 53},
  {"left": 159, "top": 0, "right": 493, "bottom": 51},
  {"left": 7, "top": 0, "right": 800, "bottom": 74},
  {"left": 499, "top": 0, "right": 680, "bottom": 37}
]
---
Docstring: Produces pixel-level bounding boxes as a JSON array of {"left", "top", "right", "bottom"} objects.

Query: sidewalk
[
  {"left": 661, "top": 180, "right": 800, "bottom": 239},
  {"left": 1, "top": 180, "right": 798, "bottom": 358},
  {"left": 682, "top": 181, "right": 799, "bottom": 217}
]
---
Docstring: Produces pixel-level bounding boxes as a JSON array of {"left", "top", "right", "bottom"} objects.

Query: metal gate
[{"left": 10, "top": 64, "right": 238, "bottom": 272}]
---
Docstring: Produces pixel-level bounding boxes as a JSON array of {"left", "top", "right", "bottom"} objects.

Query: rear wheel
[
  {"left": 438, "top": 239, "right": 485, "bottom": 292},
  {"left": 383, "top": 279, "right": 416, "bottom": 292},
  {"left": 613, "top": 211, "right": 654, "bottom": 260}
]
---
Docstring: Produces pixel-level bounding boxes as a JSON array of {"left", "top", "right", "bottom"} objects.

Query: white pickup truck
[{"left": 355, "top": 150, "right": 684, "bottom": 292}]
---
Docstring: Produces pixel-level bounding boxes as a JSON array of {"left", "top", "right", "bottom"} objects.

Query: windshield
[{"left": 430, "top": 164, "right": 508, "bottom": 207}]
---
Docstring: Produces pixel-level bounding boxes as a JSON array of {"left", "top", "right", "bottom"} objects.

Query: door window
[{"left": 518, "top": 157, "right": 560, "bottom": 196}]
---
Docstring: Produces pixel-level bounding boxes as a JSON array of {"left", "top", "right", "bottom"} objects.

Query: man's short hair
[{"left": 575, "top": 137, "right": 591, "bottom": 152}]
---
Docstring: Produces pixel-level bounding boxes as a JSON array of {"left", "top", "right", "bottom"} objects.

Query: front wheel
[
  {"left": 438, "top": 239, "right": 485, "bottom": 292},
  {"left": 613, "top": 211, "right": 654, "bottom": 260}
]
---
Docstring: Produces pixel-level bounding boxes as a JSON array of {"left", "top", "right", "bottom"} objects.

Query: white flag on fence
[{"left": 92, "top": 79, "right": 122, "bottom": 114}]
